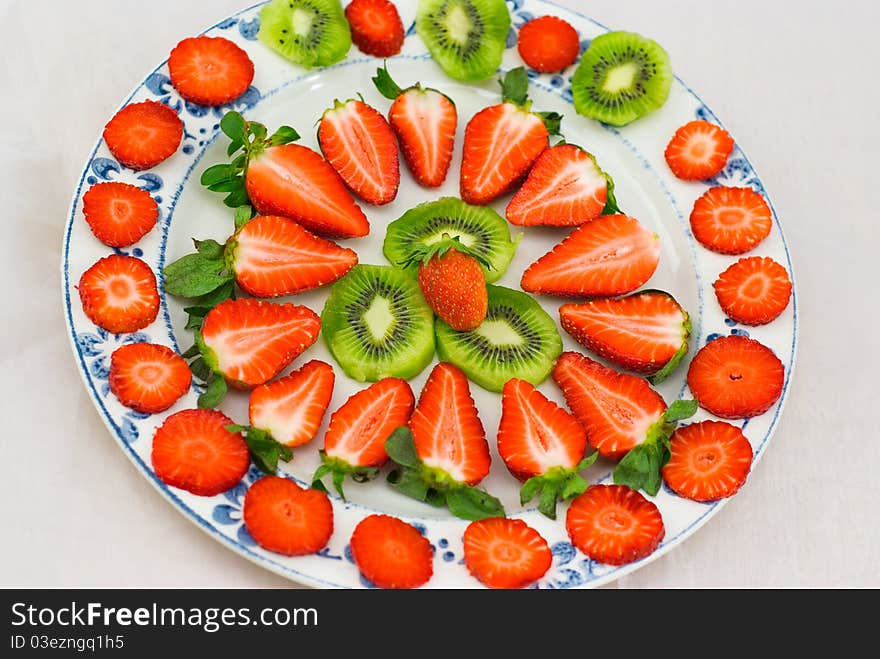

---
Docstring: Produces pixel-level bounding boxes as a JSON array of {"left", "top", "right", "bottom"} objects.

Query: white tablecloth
[{"left": 2, "top": 0, "right": 877, "bottom": 588}]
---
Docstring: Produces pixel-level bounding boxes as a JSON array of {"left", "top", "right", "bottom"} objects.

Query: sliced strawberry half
[
  {"left": 151, "top": 408, "right": 249, "bottom": 496},
  {"left": 687, "top": 335, "right": 784, "bottom": 419},
  {"left": 521, "top": 214, "right": 661, "bottom": 297},
  {"left": 243, "top": 475, "right": 334, "bottom": 556},
  {"left": 713, "top": 256, "right": 792, "bottom": 325},
  {"left": 78, "top": 254, "right": 159, "bottom": 334},
  {"left": 231, "top": 215, "right": 358, "bottom": 297},
  {"left": 664, "top": 119, "right": 734, "bottom": 181},
  {"left": 82, "top": 182, "right": 158, "bottom": 248},
  {"left": 566, "top": 484, "right": 665, "bottom": 566},
  {"left": 168, "top": 35, "right": 255, "bottom": 106},
  {"left": 349, "top": 514, "right": 433, "bottom": 589},
  {"left": 197, "top": 298, "right": 320, "bottom": 389},
  {"left": 249, "top": 359, "right": 335, "bottom": 447},
  {"left": 559, "top": 290, "right": 691, "bottom": 383},
  {"left": 498, "top": 378, "right": 594, "bottom": 519},
  {"left": 463, "top": 517, "right": 552, "bottom": 589},
  {"left": 690, "top": 186, "right": 773, "bottom": 255},
  {"left": 109, "top": 342, "right": 191, "bottom": 414},
  {"left": 506, "top": 144, "right": 610, "bottom": 227},
  {"left": 662, "top": 420, "right": 753, "bottom": 502},
  {"left": 374, "top": 65, "right": 458, "bottom": 188},
  {"left": 103, "top": 100, "right": 183, "bottom": 171},
  {"left": 313, "top": 378, "right": 415, "bottom": 497},
  {"left": 345, "top": 0, "right": 405, "bottom": 57}
]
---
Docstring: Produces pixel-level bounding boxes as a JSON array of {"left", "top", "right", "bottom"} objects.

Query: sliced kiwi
[
  {"left": 435, "top": 285, "right": 562, "bottom": 392},
  {"left": 571, "top": 31, "right": 672, "bottom": 126},
  {"left": 322, "top": 265, "right": 435, "bottom": 382},
  {"left": 416, "top": 0, "right": 511, "bottom": 81},
  {"left": 384, "top": 197, "right": 519, "bottom": 283},
  {"left": 259, "top": 0, "right": 351, "bottom": 69}
]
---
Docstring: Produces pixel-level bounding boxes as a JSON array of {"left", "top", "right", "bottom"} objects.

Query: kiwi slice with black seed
[
  {"left": 572, "top": 31, "right": 672, "bottom": 127},
  {"left": 259, "top": 0, "right": 351, "bottom": 69},
  {"left": 384, "top": 197, "right": 519, "bottom": 283},
  {"left": 322, "top": 265, "right": 435, "bottom": 382},
  {"left": 416, "top": 0, "right": 511, "bottom": 81},
  {"left": 435, "top": 285, "right": 562, "bottom": 392}
]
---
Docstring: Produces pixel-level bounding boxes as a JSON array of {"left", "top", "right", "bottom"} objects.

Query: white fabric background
[{"left": 1, "top": 0, "right": 877, "bottom": 588}]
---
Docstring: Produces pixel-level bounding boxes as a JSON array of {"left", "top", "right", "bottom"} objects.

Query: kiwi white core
[
  {"left": 363, "top": 296, "right": 395, "bottom": 342},
  {"left": 603, "top": 62, "right": 639, "bottom": 94},
  {"left": 291, "top": 7, "right": 314, "bottom": 37},
  {"left": 445, "top": 5, "right": 473, "bottom": 44},
  {"left": 475, "top": 320, "right": 525, "bottom": 347}
]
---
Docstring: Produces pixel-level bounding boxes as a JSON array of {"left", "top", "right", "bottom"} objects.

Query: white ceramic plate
[{"left": 62, "top": 0, "right": 798, "bottom": 588}]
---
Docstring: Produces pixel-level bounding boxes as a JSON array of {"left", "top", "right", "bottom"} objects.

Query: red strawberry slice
[
  {"left": 521, "top": 214, "right": 661, "bottom": 297},
  {"left": 664, "top": 120, "right": 734, "bottom": 181},
  {"left": 463, "top": 517, "right": 552, "bottom": 589},
  {"left": 713, "top": 256, "right": 792, "bottom": 325},
  {"left": 318, "top": 98, "right": 400, "bottom": 205},
  {"left": 82, "top": 182, "right": 158, "bottom": 248},
  {"left": 409, "top": 362, "right": 491, "bottom": 486},
  {"left": 690, "top": 186, "right": 773, "bottom": 255},
  {"left": 231, "top": 215, "right": 358, "bottom": 298},
  {"left": 687, "top": 335, "right": 784, "bottom": 419},
  {"left": 243, "top": 475, "right": 334, "bottom": 556},
  {"left": 345, "top": 0, "right": 405, "bottom": 57},
  {"left": 349, "top": 514, "right": 434, "bottom": 589},
  {"left": 566, "top": 484, "right": 665, "bottom": 566},
  {"left": 248, "top": 359, "right": 335, "bottom": 447},
  {"left": 109, "top": 342, "right": 191, "bottom": 414},
  {"left": 78, "top": 254, "right": 160, "bottom": 334},
  {"left": 559, "top": 290, "right": 691, "bottom": 383},
  {"left": 662, "top": 420, "right": 753, "bottom": 502},
  {"left": 151, "top": 408, "right": 250, "bottom": 496},
  {"left": 506, "top": 144, "right": 608, "bottom": 226},
  {"left": 168, "top": 36, "right": 255, "bottom": 106},
  {"left": 552, "top": 352, "right": 667, "bottom": 460},
  {"left": 517, "top": 16, "right": 581, "bottom": 73},
  {"left": 103, "top": 100, "right": 183, "bottom": 171},
  {"left": 315, "top": 378, "right": 415, "bottom": 496},
  {"left": 246, "top": 143, "right": 370, "bottom": 238},
  {"left": 198, "top": 298, "right": 321, "bottom": 389}
]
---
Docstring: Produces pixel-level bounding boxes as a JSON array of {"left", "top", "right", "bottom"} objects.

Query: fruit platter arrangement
[{"left": 62, "top": 0, "right": 797, "bottom": 589}]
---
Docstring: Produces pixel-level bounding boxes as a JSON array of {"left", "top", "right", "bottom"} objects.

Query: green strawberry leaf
[
  {"left": 613, "top": 442, "right": 666, "bottom": 496},
  {"left": 269, "top": 126, "right": 300, "bottom": 146},
  {"left": 560, "top": 472, "right": 590, "bottom": 500},
  {"left": 538, "top": 482, "right": 560, "bottom": 520},
  {"left": 648, "top": 312, "right": 692, "bottom": 384},
  {"left": 220, "top": 111, "right": 247, "bottom": 142},
  {"left": 229, "top": 425, "right": 293, "bottom": 475},
  {"left": 311, "top": 464, "right": 332, "bottom": 492},
  {"left": 181, "top": 280, "right": 235, "bottom": 331},
  {"left": 201, "top": 164, "right": 234, "bottom": 186},
  {"left": 499, "top": 67, "right": 529, "bottom": 107},
  {"left": 162, "top": 238, "right": 233, "bottom": 299},
  {"left": 664, "top": 398, "right": 699, "bottom": 423},
  {"left": 181, "top": 343, "right": 200, "bottom": 359},
  {"left": 332, "top": 470, "right": 346, "bottom": 500},
  {"left": 446, "top": 486, "right": 506, "bottom": 521},
  {"left": 197, "top": 374, "right": 227, "bottom": 409},
  {"left": 188, "top": 356, "right": 212, "bottom": 383},
  {"left": 384, "top": 427, "right": 421, "bottom": 469},
  {"left": 387, "top": 466, "right": 432, "bottom": 503},
  {"left": 520, "top": 476, "right": 543, "bottom": 506},
  {"left": 234, "top": 204, "right": 254, "bottom": 230},
  {"left": 602, "top": 170, "right": 622, "bottom": 215},
  {"left": 372, "top": 64, "right": 403, "bottom": 100},
  {"left": 223, "top": 187, "right": 250, "bottom": 209},
  {"left": 536, "top": 111, "right": 563, "bottom": 135}
]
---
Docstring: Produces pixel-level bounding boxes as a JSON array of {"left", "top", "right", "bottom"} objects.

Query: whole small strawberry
[{"left": 405, "top": 234, "right": 490, "bottom": 331}]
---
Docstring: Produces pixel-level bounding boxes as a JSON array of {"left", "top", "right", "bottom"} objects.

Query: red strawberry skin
[
  {"left": 249, "top": 360, "right": 335, "bottom": 447},
  {"left": 345, "top": 0, "right": 405, "bottom": 57},
  {"left": 324, "top": 378, "right": 415, "bottom": 468},
  {"left": 463, "top": 517, "right": 552, "bottom": 589},
  {"left": 566, "top": 484, "right": 665, "bottom": 566},
  {"left": 103, "top": 100, "right": 183, "bottom": 171},
  {"left": 498, "top": 378, "right": 587, "bottom": 481},
  {"left": 409, "top": 362, "right": 491, "bottom": 486},
  {"left": 690, "top": 186, "right": 772, "bottom": 255},
  {"left": 559, "top": 291, "right": 690, "bottom": 377},
  {"left": 243, "top": 475, "right": 334, "bottom": 556},
  {"left": 109, "top": 343, "right": 191, "bottom": 414},
  {"left": 78, "top": 254, "right": 159, "bottom": 334},
  {"left": 521, "top": 214, "right": 661, "bottom": 298},
  {"left": 349, "top": 514, "right": 433, "bottom": 589},
  {"left": 506, "top": 144, "right": 607, "bottom": 227},
  {"left": 231, "top": 215, "right": 358, "bottom": 298},
  {"left": 199, "top": 298, "right": 321, "bottom": 389},
  {"left": 460, "top": 103, "right": 549, "bottom": 205},
  {"left": 82, "top": 182, "right": 158, "bottom": 248},
  {"left": 246, "top": 144, "right": 370, "bottom": 239},
  {"left": 151, "top": 408, "right": 250, "bottom": 496},
  {"left": 552, "top": 352, "right": 666, "bottom": 460},
  {"left": 713, "top": 256, "right": 792, "bottom": 326},
  {"left": 418, "top": 248, "right": 488, "bottom": 331},
  {"left": 168, "top": 36, "right": 254, "bottom": 106},
  {"left": 389, "top": 88, "right": 457, "bottom": 187},
  {"left": 664, "top": 120, "right": 734, "bottom": 181},
  {"left": 318, "top": 99, "right": 400, "bottom": 205}
]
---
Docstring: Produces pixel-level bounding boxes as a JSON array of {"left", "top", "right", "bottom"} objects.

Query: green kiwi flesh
[
  {"left": 384, "top": 197, "right": 519, "bottom": 283},
  {"left": 321, "top": 265, "right": 435, "bottom": 381},
  {"left": 259, "top": 0, "right": 351, "bottom": 69},
  {"left": 572, "top": 31, "right": 672, "bottom": 126},
  {"left": 435, "top": 285, "right": 562, "bottom": 392},
  {"left": 416, "top": 0, "right": 511, "bottom": 81}
]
